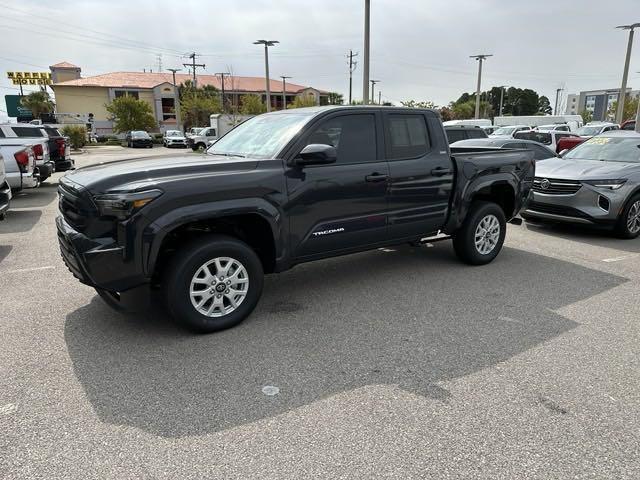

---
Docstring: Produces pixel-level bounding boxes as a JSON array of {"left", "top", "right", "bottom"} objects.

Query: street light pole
[
  {"left": 362, "top": 0, "right": 370, "bottom": 104},
  {"left": 280, "top": 75, "right": 291, "bottom": 110},
  {"left": 498, "top": 86, "right": 505, "bottom": 117},
  {"left": 615, "top": 23, "right": 640, "bottom": 124},
  {"left": 254, "top": 39, "right": 279, "bottom": 112},
  {"left": 370, "top": 79, "right": 379, "bottom": 104},
  {"left": 167, "top": 68, "right": 182, "bottom": 131},
  {"left": 470, "top": 54, "right": 492, "bottom": 119},
  {"left": 554, "top": 87, "right": 563, "bottom": 115}
]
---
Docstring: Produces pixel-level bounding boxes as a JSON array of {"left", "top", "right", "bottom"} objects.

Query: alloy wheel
[
  {"left": 189, "top": 257, "right": 249, "bottom": 317},
  {"left": 474, "top": 214, "right": 500, "bottom": 255},
  {"left": 627, "top": 200, "right": 640, "bottom": 234}
]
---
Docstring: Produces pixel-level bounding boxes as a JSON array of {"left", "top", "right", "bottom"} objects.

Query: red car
[
  {"left": 557, "top": 123, "right": 620, "bottom": 152},
  {"left": 621, "top": 119, "right": 636, "bottom": 131}
]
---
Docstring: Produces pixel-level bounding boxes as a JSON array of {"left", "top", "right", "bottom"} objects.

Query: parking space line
[
  {"left": 602, "top": 254, "right": 639, "bottom": 263},
  {"left": 2, "top": 265, "right": 56, "bottom": 274}
]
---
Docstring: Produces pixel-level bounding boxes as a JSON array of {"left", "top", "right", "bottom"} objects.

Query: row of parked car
[
  {"left": 446, "top": 119, "right": 640, "bottom": 238},
  {"left": 0, "top": 123, "right": 74, "bottom": 220}
]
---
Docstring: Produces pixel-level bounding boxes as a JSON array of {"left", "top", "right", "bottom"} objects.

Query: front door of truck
[
  {"left": 285, "top": 112, "right": 388, "bottom": 259},
  {"left": 383, "top": 112, "right": 454, "bottom": 239}
]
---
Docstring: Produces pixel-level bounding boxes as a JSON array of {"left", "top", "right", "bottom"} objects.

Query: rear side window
[
  {"left": 622, "top": 122, "right": 636, "bottom": 130},
  {"left": 387, "top": 115, "right": 430, "bottom": 159},
  {"left": 445, "top": 129, "right": 466, "bottom": 144},
  {"left": 304, "top": 114, "right": 377, "bottom": 164},
  {"left": 43, "top": 127, "right": 60, "bottom": 137},
  {"left": 467, "top": 129, "right": 487, "bottom": 139},
  {"left": 11, "top": 126, "right": 44, "bottom": 137},
  {"left": 514, "top": 131, "right": 552, "bottom": 145}
]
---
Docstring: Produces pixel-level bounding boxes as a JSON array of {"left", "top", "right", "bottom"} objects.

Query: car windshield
[
  {"left": 207, "top": 113, "right": 314, "bottom": 158},
  {"left": 191, "top": 128, "right": 203, "bottom": 134},
  {"left": 537, "top": 125, "right": 558, "bottom": 131},
  {"left": 132, "top": 131, "right": 148, "bottom": 138},
  {"left": 576, "top": 126, "right": 603, "bottom": 136},
  {"left": 493, "top": 127, "right": 515, "bottom": 135},
  {"left": 564, "top": 136, "right": 640, "bottom": 163},
  {"left": 166, "top": 131, "right": 181, "bottom": 137}
]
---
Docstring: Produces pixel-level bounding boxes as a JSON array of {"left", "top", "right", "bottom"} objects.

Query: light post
[
  {"left": 167, "top": 68, "right": 182, "bottom": 131},
  {"left": 470, "top": 54, "right": 492, "bottom": 119},
  {"left": 254, "top": 39, "right": 279, "bottom": 112},
  {"left": 498, "top": 85, "right": 506, "bottom": 117},
  {"left": 370, "top": 79, "right": 379, "bottom": 104},
  {"left": 362, "top": 0, "right": 370, "bottom": 104},
  {"left": 554, "top": 87, "right": 563, "bottom": 115},
  {"left": 615, "top": 23, "right": 640, "bottom": 124},
  {"left": 280, "top": 76, "right": 291, "bottom": 110}
]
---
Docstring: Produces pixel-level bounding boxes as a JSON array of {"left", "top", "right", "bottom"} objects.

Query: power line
[{"left": 183, "top": 53, "right": 205, "bottom": 88}]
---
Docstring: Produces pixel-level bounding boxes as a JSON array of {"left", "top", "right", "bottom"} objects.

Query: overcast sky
[{"left": 1, "top": 0, "right": 639, "bottom": 120}]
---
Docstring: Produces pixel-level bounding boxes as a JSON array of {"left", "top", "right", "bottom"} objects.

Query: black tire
[
  {"left": 452, "top": 201, "right": 507, "bottom": 265},
  {"left": 163, "top": 235, "right": 264, "bottom": 333},
  {"left": 614, "top": 194, "right": 640, "bottom": 239},
  {"left": 196, "top": 142, "right": 206, "bottom": 151}
]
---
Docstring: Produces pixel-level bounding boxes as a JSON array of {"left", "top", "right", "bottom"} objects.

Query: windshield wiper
[{"left": 210, "top": 152, "right": 246, "bottom": 158}]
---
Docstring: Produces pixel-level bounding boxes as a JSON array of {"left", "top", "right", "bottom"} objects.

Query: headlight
[
  {"left": 584, "top": 179, "right": 627, "bottom": 190},
  {"left": 94, "top": 189, "right": 162, "bottom": 219}
]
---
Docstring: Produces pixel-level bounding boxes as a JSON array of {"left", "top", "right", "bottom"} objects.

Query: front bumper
[
  {"left": 56, "top": 215, "right": 146, "bottom": 291},
  {"left": 522, "top": 184, "right": 625, "bottom": 226},
  {"left": 131, "top": 140, "right": 153, "bottom": 147},
  {"left": 165, "top": 139, "right": 187, "bottom": 147}
]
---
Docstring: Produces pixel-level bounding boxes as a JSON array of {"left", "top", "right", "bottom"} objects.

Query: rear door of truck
[{"left": 383, "top": 110, "right": 455, "bottom": 239}]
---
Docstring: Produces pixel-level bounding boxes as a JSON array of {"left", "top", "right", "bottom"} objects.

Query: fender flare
[{"left": 142, "top": 198, "right": 284, "bottom": 275}]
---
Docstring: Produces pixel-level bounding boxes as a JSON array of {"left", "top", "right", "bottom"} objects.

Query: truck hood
[
  {"left": 535, "top": 157, "right": 640, "bottom": 179},
  {"left": 63, "top": 153, "right": 259, "bottom": 193}
]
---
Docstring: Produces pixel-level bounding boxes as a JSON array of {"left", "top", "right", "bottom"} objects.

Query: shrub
[{"left": 61, "top": 125, "right": 87, "bottom": 150}]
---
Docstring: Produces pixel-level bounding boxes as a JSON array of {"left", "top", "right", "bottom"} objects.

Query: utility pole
[
  {"left": 470, "top": 54, "right": 492, "bottom": 119},
  {"left": 362, "top": 0, "right": 370, "bottom": 104},
  {"left": 370, "top": 79, "right": 379, "bottom": 104},
  {"left": 156, "top": 54, "right": 163, "bottom": 72},
  {"left": 635, "top": 73, "right": 640, "bottom": 133},
  {"left": 347, "top": 50, "right": 358, "bottom": 105},
  {"left": 254, "top": 40, "right": 279, "bottom": 112},
  {"left": 378, "top": 91, "right": 381, "bottom": 105},
  {"left": 615, "top": 24, "right": 640, "bottom": 124},
  {"left": 498, "top": 86, "right": 505, "bottom": 117},
  {"left": 215, "top": 72, "right": 229, "bottom": 112},
  {"left": 554, "top": 87, "right": 563, "bottom": 115},
  {"left": 280, "top": 76, "right": 291, "bottom": 110},
  {"left": 167, "top": 68, "right": 182, "bottom": 131},
  {"left": 183, "top": 53, "right": 205, "bottom": 88}
]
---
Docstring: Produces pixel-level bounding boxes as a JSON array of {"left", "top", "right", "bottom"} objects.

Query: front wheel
[
  {"left": 615, "top": 194, "right": 640, "bottom": 239},
  {"left": 452, "top": 201, "right": 506, "bottom": 265},
  {"left": 164, "top": 235, "right": 264, "bottom": 333}
]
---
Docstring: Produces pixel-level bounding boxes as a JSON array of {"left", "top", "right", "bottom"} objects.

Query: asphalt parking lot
[{"left": 1, "top": 146, "right": 639, "bottom": 479}]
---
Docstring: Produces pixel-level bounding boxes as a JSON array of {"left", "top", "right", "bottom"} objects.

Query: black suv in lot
[{"left": 57, "top": 107, "right": 534, "bottom": 332}]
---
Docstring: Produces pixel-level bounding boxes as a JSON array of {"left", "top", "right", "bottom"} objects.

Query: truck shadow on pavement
[
  {"left": 64, "top": 244, "right": 626, "bottom": 438},
  {"left": 10, "top": 181, "right": 59, "bottom": 209}
]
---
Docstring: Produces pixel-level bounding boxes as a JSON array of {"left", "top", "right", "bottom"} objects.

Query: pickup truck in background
[
  {"left": 39, "top": 125, "right": 74, "bottom": 171},
  {"left": 57, "top": 106, "right": 534, "bottom": 333},
  {"left": 0, "top": 124, "right": 55, "bottom": 183},
  {"left": 188, "top": 114, "right": 254, "bottom": 150},
  {"left": 0, "top": 143, "right": 38, "bottom": 191}
]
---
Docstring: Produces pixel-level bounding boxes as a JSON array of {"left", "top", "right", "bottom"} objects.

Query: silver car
[{"left": 523, "top": 131, "right": 640, "bottom": 238}]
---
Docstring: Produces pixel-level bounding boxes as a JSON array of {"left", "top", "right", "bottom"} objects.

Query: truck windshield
[
  {"left": 207, "top": 113, "right": 313, "bottom": 158},
  {"left": 493, "top": 127, "right": 515, "bottom": 135}
]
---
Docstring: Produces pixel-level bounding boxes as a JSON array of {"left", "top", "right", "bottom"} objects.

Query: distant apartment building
[
  {"left": 565, "top": 87, "right": 639, "bottom": 121},
  {"left": 49, "top": 61, "right": 329, "bottom": 133}
]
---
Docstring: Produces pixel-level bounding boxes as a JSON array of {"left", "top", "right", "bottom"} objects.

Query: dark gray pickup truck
[{"left": 57, "top": 106, "right": 534, "bottom": 332}]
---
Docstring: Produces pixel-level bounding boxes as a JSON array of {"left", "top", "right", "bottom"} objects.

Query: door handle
[
  {"left": 365, "top": 173, "right": 389, "bottom": 182},
  {"left": 431, "top": 167, "right": 452, "bottom": 176}
]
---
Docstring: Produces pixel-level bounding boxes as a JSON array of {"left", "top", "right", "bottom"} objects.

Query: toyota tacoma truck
[{"left": 57, "top": 106, "right": 534, "bottom": 333}]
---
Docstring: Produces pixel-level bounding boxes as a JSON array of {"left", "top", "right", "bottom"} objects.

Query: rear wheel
[
  {"left": 453, "top": 201, "right": 506, "bottom": 265},
  {"left": 164, "top": 235, "right": 264, "bottom": 333},
  {"left": 615, "top": 194, "right": 640, "bottom": 239}
]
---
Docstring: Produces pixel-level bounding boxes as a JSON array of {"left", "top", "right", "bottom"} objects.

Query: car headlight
[
  {"left": 94, "top": 189, "right": 162, "bottom": 219},
  {"left": 584, "top": 179, "right": 627, "bottom": 190}
]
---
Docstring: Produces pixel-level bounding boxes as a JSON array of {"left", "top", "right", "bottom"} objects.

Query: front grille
[
  {"left": 58, "top": 182, "right": 96, "bottom": 232},
  {"left": 533, "top": 177, "right": 582, "bottom": 195},
  {"left": 527, "top": 201, "right": 590, "bottom": 219}
]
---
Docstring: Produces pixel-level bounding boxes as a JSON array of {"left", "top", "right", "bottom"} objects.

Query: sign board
[
  {"left": 4, "top": 95, "right": 34, "bottom": 119},
  {"left": 6, "top": 71, "right": 52, "bottom": 86}
]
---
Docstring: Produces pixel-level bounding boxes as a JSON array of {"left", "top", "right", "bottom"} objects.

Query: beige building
[{"left": 49, "top": 62, "right": 329, "bottom": 133}]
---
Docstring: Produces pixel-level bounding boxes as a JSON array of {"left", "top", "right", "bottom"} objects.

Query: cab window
[{"left": 304, "top": 114, "right": 377, "bottom": 164}]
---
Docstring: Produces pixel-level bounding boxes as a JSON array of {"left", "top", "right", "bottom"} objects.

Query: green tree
[
  {"left": 239, "top": 94, "right": 267, "bottom": 114},
  {"left": 439, "top": 106, "right": 454, "bottom": 122},
  {"left": 581, "top": 109, "right": 593, "bottom": 125},
  {"left": 328, "top": 92, "right": 344, "bottom": 105},
  {"left": 181, "top": 94, "right": 222, "bottom": 129},
  {"left": 401, "top": 100, "right": 436, "bottom": 109},
  {"left": 538, "top": 96, "right": 552, "bottom": 115},
  {"left": 105, "top": 96, "right": 156, "bottom": 133},
  {"left": 20, "top": 90, "right": 55, "bottom": 119},
  {"left": 608, "top": 97, "right": 639, "bottom": 122},
  {"left": 451, "top": 101, "right": 475, "bottom": 119},
  {"left": 60, "top": 125, "right": 86, "bottom": 150},
  {"left": 287, "top": 95, "right": 317, "bottom": 109}
]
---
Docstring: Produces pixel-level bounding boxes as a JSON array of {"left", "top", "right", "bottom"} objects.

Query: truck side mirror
[
  {"left": 558, "top": 149, "right": 569, "bottom": 157},
  {"left": 295, "top": 144, "right": 337, "bottom": 166}
]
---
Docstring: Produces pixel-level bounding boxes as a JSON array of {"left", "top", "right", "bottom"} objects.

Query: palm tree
[{"left": 20, "top": 90, "right": 55, "bottom": 120}]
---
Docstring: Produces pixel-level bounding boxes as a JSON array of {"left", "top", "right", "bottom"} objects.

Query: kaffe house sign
[{"left": 6, "top": 72, "right": 52, "bottom": 85}]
